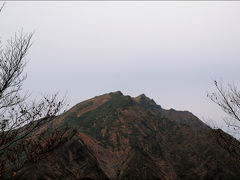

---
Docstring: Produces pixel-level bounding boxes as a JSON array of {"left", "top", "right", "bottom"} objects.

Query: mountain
[{"left": 16, "top": 91, "right": 240, "bottom": 179}]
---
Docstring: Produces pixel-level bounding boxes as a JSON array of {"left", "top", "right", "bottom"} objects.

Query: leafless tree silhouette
[
  {"left": 0, "top": 4, "right": 76, "bottom": 179},
  {"left": 208, "top": 80, "right": 240, "bottom": 156},
  {"left": 208, "top": 81, "right": 240, "bottom": 132}
]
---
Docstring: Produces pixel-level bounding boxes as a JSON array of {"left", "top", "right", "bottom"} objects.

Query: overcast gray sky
[{"left": 1, "top": 1, "right": 240, "bottom": 132}]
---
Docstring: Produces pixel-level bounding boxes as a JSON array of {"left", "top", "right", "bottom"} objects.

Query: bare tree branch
[
  {"left": 208, "top": 81, "right": 240, "bottom": 126},
  {"left": 0, "top": 12, "right": 75, "bottom": 180},
  {"left": 0, "top": 1, "right": 5, "bottom": 13},
  {"left": 208, "top": 80, "right": 240, "bottom": 156}
]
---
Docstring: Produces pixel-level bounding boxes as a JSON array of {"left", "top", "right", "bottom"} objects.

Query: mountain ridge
[{"left": 16, "top": 91, "right": 240, "bottom": 180}]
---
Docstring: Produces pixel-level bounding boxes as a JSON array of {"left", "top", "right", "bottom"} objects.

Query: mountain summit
[
  {"left": 17, "top": 92, "right": 240, "bottom": 179},
  {"left": 134, "top": 93, "right": 161, "bottom": 111}
]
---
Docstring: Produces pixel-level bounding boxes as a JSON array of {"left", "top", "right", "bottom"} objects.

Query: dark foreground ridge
[{"left": 16, "top": 91, "right": 240, "bottom": 179}]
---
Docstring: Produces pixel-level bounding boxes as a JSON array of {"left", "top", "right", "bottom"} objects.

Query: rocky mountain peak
[
  {"left": 111, "top": 91, "right": 123, "bottom": 95},
  {"left": 134, "top": 93, "right": 161, "bottom": 110},
  {"left": 15, "top": 92, "right": 240, "bottom": 180}
]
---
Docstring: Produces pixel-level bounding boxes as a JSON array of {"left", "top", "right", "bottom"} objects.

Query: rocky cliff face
[{"left": 17, "top": 91, "right": 240, "bottom": 180}]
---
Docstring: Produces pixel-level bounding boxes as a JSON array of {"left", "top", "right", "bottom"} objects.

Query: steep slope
[{"left": 17, "top": 91, "right": 240, "bottom": 179}]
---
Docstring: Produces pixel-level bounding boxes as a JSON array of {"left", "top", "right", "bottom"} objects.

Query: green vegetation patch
[
  {"left": 65, "top": 93, "right": 133, "bottom": 146},
  {"left": 76, "top": 101, "right": 94, "bottom": 111}
]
